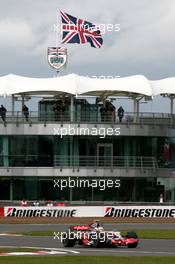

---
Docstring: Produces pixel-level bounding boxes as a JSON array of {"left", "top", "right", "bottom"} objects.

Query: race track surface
[
  {"left": 0, "top": 223, "right": 175, "bottom": 232},
  {"left": 0, "top": 224, "right": 175, "bottom": 256}
]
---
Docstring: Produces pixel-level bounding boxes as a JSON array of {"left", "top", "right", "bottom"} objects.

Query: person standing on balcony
[
  {"left": 106, "top": 100, "right": 116, "bottom": 122},
  {"left": 159, "top": 193, "right": 164, "bottom": 204},
  {"left": 33, "top": 200, "right": 40, "bottom": 206},
  {"left": 0, "top": 105, "right": 7, "bottom": 122},
  {"left": 59, "top": 100, "right": 66, "bottom": 121},
  {"left": 163, "top": 140, "right": 170, "bottom": 166},
  {"left": 22, "top": 104, "right": 29, "bottom": 121},
  {"left": 21, "top": 199, "right": 28, "bottom": 206},
  {"left": 46, "top": 200, "right": 53, "bottom": 206},
  {"left": 117, "top": 106, "right": 124, "bottom": 122},
  {"left": 53, "top": 102, "right": 61, "bottom": 121},
  {"left": 100, "top": 104, "right": 106, "bottom": 122}
]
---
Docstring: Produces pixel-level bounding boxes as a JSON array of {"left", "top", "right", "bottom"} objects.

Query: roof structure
[
  {"left": 0, "top": 74, "right": 77, "bottom": 96},
  {"left": 151, "top": 77, "right": 175, "bottom": 96},
  {"left": 0, "top": 73, "right": 175, "bottom": 98}
]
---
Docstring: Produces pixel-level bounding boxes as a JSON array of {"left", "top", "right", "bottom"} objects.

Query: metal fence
[
  {"left": 0, "top": 200, "right": 174, "bottom": 205},
  {"left": 0, "top": 111, "right": 175, "bottom": 126},
  {"left": 0, "top": 155, "right": 157, "bottom": 169}
]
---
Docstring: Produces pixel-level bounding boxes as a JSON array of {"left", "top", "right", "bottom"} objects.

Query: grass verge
[
  {"left": 1, "top": 217, "right": 175, "bottom": 224},
  {"left": 0, "top": 256, "right": 174, "bottom": 264},
  {"left": 122, "top": 230, "right": 175, "bottom": 239},
  {"left": 17, "top": 231, "right": 56, "bottom": 236}
]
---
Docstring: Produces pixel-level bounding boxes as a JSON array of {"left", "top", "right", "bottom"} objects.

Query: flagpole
[
  {"left": 48, "top": 10, "right": 67, "bottom": 77},
  {"left": 56, "top": 11, "right": 59, "bottom": 49},
  {"left": 56, "top": 12, "right": 59, "bottom": 76}
]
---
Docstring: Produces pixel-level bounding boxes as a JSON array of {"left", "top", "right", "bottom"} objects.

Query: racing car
[{"left": 62, "top": 221, "right": 139, "bottom": 248}]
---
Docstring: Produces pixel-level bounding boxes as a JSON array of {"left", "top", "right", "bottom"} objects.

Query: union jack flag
[
  {"left": 48, "top": 47, "right": 67, "bottom": 55},
  {"left": 60, "top": 11, "right": 103, "bottom": 48}
]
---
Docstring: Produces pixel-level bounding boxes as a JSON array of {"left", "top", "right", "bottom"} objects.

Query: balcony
[
  {"left": 0, "top": 111, "right": 175, "bottom": 126},
  {"left": 0, "top": 155, "right": 160, "bottom": 168},
  {"left": 0, "top": 155, "right": 174, "bottom": 178}
]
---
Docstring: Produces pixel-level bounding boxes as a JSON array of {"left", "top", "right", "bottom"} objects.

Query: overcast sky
[{"left": 0, "top": 0, "right": 174, "bottom": 111}]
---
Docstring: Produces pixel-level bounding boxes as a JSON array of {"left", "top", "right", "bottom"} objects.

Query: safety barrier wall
[{"left": 1, "top": 206, "right": 175, "bottom": 218}]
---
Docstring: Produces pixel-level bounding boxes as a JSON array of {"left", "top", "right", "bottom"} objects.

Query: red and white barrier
[{"left": 0, "top": 206, "right": 175, "bottom": 218}]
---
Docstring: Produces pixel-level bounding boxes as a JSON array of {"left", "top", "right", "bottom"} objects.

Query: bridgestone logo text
[
  {"left": 6, "top": 208, "right": 76, "bottom": 218},
  {"left": 105, "top": 207, "right": 175, "bottom": 218}
]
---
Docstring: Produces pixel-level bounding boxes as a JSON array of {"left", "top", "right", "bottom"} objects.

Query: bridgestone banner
[
  {"left": 1, "top": 206, "right": 175, "bottom": 218},
  {"left": 104, "top": 206, "right": 175, "bottom": 218},
  {"left": 3, "top": 207, "right": 77, "bottom": 218}
]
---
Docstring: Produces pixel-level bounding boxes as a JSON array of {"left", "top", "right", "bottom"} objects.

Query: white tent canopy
[
  {"left": 0, "top": 73, "right": 175, "bottom": 98},
  {"left": 0, "top": 74, "right": 77, "bottom": 96},
  {"left": 76, "top": 74, "right": 152, "bottom": 97},
  {"left": 151, "top": 77, "right": 175, "bottom": 96}
]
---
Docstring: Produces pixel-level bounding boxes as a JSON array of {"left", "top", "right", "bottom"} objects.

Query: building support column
[
  {"left": 10, "top": 179, "right": 13, "bottom": 201},
  {"left": 133, "top": 98, "right": 137, "bottom": 123},
  {"left": 2, "top": 136, "right": 9, "bottom": 167},
  {"left": 70, "top": 187, "right": 72, "bottom": 202},
  {"left": 170, "top": 97, "right": 174, "bottom": 115},
  {"left": 21, "top": 94, "right": 25, "bottom": 115},
  {"left": 132, "top": 178, "right": 137, "bottom": 202},
  {"left": 132, "top": 138, "right": 137, "bottom": 167},
  {"left": 12, "top": 95, "right": 15, "bottom": 117},
  {"left": 137, "top": 100, "right": 139, "bottom": 119},
  {"left": 133, "top": 98, "right": 137, "bottom": 113},
  {"left": 133, "top": 96, "right": 143, "bottom": 123},
  {"left": 165, "top": 94, "right": 175, "bottom": 124},
  {"left": 124, "top": 137, "right": 130, "bottom": 167},
  {"left": 91, "top": 187, "right": 94, "bottom": 201},
  {"left": 70, "top": 96, "right": 74, "bottom": 122}
]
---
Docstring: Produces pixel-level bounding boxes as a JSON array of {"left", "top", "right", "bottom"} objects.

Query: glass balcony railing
[
  {"left": 0, "top": 111, "right": 174, "bottom": 125},
  {"left": 54, "top": 155, "right": 157, "bottom": 168},
  {"left": 0, "top": 155, "right": 53, "bottom": 167},
  {"left": 0, "top": 155, "right": 158, "bottom": 168}
]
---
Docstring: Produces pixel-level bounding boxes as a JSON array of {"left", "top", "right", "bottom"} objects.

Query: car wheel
[
  {"left": 92, "top": 238, "right": 100, "bottom": 248},
  {"left": 62, "top": 232, "right": 75, "bottom": 247},
  {"left": 127, "top": 242, "right": 138, "bottom": 248}
]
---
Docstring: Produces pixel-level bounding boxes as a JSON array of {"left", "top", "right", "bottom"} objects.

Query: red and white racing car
[{"left": 62, "top": 222, "right": 139, "bottom": 248}]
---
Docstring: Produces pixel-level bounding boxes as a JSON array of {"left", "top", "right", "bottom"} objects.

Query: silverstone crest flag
[
  {"left": 60, "top": 10, "right": 103, "bottom": 48},
  {"left": 47, "top": 47, "right": 67, "bottom": 70}
]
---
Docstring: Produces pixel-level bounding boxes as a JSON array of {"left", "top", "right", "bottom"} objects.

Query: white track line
[
  {"left": 75, "top": 248, "right": 175, "bottom": 255},
  {"left": 0, "top": 233, "right": 22, "bottom": 237},
  {"left": 24, "top": 246, "right": 80, "bottom": 254},
  {"left": 0, "top": 246, "right": 80, "bottom": 255}
]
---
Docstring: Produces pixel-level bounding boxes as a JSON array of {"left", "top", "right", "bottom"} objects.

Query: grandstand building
[{"left": 0, "top": 73, "right": 175, "bottom": 203}]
